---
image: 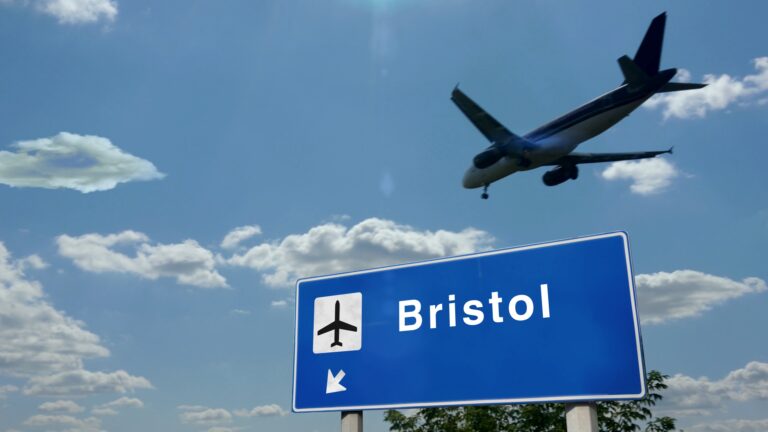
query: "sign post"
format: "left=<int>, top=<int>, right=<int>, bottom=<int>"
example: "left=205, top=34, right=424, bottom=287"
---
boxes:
left=566, top=403, right=599, bottom=432
left=292, top=232, right=645, bottom=430
left=341, top=410, right=362, bottom=432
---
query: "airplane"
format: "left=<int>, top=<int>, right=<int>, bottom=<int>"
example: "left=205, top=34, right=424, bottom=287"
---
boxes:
left=453, top=12, right=706, bottom=199
left=316, top=300, right=357, bottom=348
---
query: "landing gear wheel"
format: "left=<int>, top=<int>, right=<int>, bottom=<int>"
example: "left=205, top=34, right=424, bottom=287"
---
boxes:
left=481, top=184, right=489, bottom=200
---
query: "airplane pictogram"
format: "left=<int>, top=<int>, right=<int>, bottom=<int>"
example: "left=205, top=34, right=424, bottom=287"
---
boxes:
left=316, top=300, right=358, bottom=347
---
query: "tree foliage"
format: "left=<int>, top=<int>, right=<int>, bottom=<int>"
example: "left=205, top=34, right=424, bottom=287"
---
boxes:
left=384, top=371, right=676, bottom=432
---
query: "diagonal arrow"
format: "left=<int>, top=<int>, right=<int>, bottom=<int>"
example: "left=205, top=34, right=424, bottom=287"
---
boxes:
left=326, top=369, right=346, bottom=394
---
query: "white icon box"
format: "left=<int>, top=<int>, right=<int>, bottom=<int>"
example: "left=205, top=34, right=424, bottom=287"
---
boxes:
left=313, top=292, right=362, bottom=354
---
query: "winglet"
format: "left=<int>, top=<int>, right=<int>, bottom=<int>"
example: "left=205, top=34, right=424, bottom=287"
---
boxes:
left=667, top=146, right=674, bottom=154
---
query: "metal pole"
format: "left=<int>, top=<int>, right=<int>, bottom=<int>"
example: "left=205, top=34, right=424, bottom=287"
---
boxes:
left=341, top=410, right=363, bottom=432
left=565, top=403, right=598, bottom=432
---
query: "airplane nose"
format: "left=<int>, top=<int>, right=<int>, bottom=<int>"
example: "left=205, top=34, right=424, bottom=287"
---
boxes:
left=462, top=167, right=481, bottom=189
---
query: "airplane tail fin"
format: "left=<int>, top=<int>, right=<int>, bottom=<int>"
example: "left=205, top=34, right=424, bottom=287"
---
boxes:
left=331, top=341, right=342, bottom=347
left=620, top=12, right=707, bottom=92
left=634, top=12, right=666, bottom=76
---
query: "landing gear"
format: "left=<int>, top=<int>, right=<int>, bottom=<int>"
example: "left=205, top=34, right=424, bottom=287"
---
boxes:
left=481, top=184, right=489, bottom=200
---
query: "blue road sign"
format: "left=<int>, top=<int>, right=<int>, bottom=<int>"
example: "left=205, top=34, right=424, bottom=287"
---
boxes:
left=292, top=232, right=646, bottom=412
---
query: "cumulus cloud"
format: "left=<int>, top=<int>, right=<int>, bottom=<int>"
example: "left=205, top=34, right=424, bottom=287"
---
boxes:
left=102, top=396, right=143, bottom=408
left=178, top=406, right=233, bottom=425
left=0, top=384, right=19, bottom=399
left=0, top=242, right=109, bottom=377
left=660, top=362, right=768, bottom=417
left=233, top=404, right=287, bottom=417
left=227, top=218, right=494, bottom=288
left=23, top=414, right=101, bottom=431
left=38, top=400, right=84, bottom=413
left=57, top=231, right=227, bottom=288
left=2, top=0, right=117, bottom=24
left=0, top=132, right=163, bottom=193
left=601, top=158, right=679, bottom=195
left=90, top=396, right=142, bottom=416
left=220, top=225, right=262, bottom=250
left=687, top=419, right=768, bottom=432
left=636, top=270, right=766, bottom=325
left=23, top=369, right=152, bottom=396
left=645, top=57, right=768, bottom=119
left=17, top=255, right=47, bottom=271
left=91, top=407, right=118, bottom=416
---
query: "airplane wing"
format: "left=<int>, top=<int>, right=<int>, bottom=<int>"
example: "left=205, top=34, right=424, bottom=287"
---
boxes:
left=336, top=321, right=357, bottom=332
left=451, top=86, right=517, bottom=144
left=546, top=148, right=672, bottom=165
left=317, top=322, right=336, bottom=336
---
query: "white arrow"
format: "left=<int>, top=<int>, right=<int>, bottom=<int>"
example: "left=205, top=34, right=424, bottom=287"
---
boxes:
left=326, top=369, right=346, bottom=394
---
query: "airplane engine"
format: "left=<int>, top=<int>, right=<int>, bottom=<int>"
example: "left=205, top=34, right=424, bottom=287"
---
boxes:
left=473, top=147, right=505, bottom=169
left=542, top=165, right=578, bottom=186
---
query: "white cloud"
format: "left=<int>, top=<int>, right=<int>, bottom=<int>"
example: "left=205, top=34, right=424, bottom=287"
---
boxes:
left=0, top=132, right=162, bottom=193
left=23, top=414, right=101, bottom=431
left=178, top=406, right=233, bottom=425
left=91, top=407, right=118, bottom=416
left=687, top=419, right=768, bottom=432
left=230, top=309, right=251, bottom=315
left=18, top=255, right=47, bottom=271
left=601, top=158, right=679, bottom=195
left=38, top=400, right=84, bottom=413
left=101, top=396, right=143, bottom=409
left=57, top=231, right=227, bottom=288
left=660, top=362, right=768, bottom=417
left=0, top=242, right=152, bottom=404
left=207, top=428, right=241, bottom=432
left=227, top=218, right=494, bottom=288
left=233, top=404, right=287, bottom=417
left=270, top=300, right=288, bottom=309
left=0, top=242, right=109, bottom=377
left=0, top=384, right=19, bottom=399
left=38, top=0, right=117, bottom=24
left=636, top=270, right=766, bottom=324
left=23, top=369, right=153, bottom=396
left=645, top=57, right=768, bottom=119
left=220, top=225, right=262, bottom=250
left=2, top=0, right=117, bottom=24
left=90, top=396, right=142, bottom=416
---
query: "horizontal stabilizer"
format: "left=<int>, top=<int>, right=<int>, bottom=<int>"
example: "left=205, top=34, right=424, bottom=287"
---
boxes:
left=657, top=82, right=707, bottom=93
left=618, top=55, right=649, bottom=87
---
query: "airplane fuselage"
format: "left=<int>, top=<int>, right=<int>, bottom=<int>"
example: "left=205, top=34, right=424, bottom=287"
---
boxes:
left=462, top=68, right=676, bottom=189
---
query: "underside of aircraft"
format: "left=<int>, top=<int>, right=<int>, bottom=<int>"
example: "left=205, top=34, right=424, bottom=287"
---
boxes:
left=452, top=12, right=705, bottom=199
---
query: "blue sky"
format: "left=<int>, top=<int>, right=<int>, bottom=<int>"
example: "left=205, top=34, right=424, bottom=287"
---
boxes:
left=0, top=0, right=767, bottom=431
